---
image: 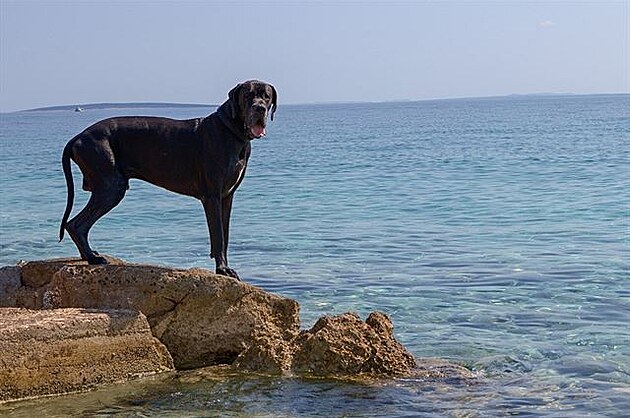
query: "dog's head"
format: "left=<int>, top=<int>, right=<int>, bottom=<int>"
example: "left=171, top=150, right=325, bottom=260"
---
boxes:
left=228, top=80, right=277, bottom=140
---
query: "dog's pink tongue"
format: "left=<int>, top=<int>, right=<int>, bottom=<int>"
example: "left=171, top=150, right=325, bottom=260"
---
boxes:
left=251, top=124, right=266, bottom=138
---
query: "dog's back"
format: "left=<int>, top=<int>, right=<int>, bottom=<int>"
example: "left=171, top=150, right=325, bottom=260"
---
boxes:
left=70, top=116, right=203, bottom=196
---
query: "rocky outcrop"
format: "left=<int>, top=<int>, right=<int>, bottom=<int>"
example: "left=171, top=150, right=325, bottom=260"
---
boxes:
left=292, top=312, right=417, bottom=376
left=233, top=311, right=474, bottom=380
left=0, top=258, right=474, bottom=402
left=0, top=307, right=173, bottom=402
left=235, top=312, right=423, bottom=378
left=1, top=258, right=300, bottom=370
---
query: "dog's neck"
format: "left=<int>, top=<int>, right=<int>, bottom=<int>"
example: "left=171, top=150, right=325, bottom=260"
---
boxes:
left=215, top=103, right=249, bottom=143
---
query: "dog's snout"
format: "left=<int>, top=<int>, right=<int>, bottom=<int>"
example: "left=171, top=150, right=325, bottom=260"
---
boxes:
left=252, top=103, right=266, bottom=113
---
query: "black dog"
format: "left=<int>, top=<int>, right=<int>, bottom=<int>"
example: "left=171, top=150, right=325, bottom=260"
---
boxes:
left=59, top=80, right=277, bottom=280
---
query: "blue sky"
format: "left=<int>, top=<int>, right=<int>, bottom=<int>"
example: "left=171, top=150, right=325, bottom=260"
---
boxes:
left=1, top=1, right=627, bottom=112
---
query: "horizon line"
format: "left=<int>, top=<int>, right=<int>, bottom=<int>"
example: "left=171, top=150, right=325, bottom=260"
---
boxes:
left=6, top=92, right=629, bottom=114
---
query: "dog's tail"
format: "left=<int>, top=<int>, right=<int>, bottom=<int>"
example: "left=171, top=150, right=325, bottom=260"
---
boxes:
left=59, top=141, right=75, bottom=242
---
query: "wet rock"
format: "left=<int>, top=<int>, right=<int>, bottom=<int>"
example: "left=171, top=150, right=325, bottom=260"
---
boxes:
left=0, top=307, right=173, bottom=402
left=472, top=355, right=532, bottom=376
left=413, top=358, right=476, bottom=380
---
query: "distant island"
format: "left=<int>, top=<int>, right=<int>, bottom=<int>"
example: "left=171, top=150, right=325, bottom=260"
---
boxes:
left=24, top=102, right=216, bottom=112
left=18, top=93, right=627, bottom=113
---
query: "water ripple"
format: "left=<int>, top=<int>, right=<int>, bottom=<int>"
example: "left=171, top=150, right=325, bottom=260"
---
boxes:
left=1, top=96, right=629, bottom=415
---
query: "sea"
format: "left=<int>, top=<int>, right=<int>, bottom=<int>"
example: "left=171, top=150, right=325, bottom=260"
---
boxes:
left=0, top=94, right=628, bottom=416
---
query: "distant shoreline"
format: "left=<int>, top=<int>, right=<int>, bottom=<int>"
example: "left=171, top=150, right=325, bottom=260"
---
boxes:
left=23, top=102, right=216, bottom=112
left=13, top=93, right=629, bottom=113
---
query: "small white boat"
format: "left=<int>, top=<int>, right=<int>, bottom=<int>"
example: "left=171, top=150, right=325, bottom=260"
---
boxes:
left=74, top=106, right=84, bottom=112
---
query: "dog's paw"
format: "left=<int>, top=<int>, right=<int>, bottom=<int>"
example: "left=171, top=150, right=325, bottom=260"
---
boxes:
left=216, top=266, right=240, bottom=281
left=87, top=255, right=108, bottom=265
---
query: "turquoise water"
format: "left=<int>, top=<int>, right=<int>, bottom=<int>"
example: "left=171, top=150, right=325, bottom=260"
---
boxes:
left=1, top=95, right=629, bottom=416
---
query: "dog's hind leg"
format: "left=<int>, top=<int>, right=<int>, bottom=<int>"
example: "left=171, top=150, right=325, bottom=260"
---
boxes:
left=65, top=180, right=126, bottom=264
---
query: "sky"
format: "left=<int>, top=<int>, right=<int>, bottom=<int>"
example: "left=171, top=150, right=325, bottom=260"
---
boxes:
left=1, top=0, right=628, bottom=112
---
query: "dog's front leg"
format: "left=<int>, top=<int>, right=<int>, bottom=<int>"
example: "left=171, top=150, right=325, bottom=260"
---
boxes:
left=221, top=194, right=234, bottom=258
left=201, top=195, right=240, bottom=280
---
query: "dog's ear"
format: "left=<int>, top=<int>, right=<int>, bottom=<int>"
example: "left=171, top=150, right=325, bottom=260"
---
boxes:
left=228, top=83, right=242, bottom=119
left=270, top=84, right=278, bottom=121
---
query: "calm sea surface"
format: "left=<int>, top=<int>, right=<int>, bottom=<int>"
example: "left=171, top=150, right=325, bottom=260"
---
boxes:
left=1, top=95, right=629, bottom=416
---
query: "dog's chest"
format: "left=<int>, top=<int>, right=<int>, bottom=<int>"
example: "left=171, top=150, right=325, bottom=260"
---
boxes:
left=223, top=158, right=247, bottom=197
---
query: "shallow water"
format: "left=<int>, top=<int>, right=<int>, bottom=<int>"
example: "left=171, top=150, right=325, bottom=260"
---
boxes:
left=1, top=95, right=629, bottom=416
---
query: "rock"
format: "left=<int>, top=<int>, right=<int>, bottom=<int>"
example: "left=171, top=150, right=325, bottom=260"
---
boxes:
left=1, top=259, right=300, bottom=370
left=233, top=334, right=295, bottom=374
left=292, top=312, right=417, bottom=376
left=0, top=307, right=173, bottom=402
left=235, top=311, right=474, bottom=380
left=236, top=312, right=423, bottom=378
left=413, top=358, right=477, bottom=380
left=0, top=258, right=126, bottom=309
left=0, top=258, right=474, bottom=402
left=0, top=266, right=20, bottom=307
